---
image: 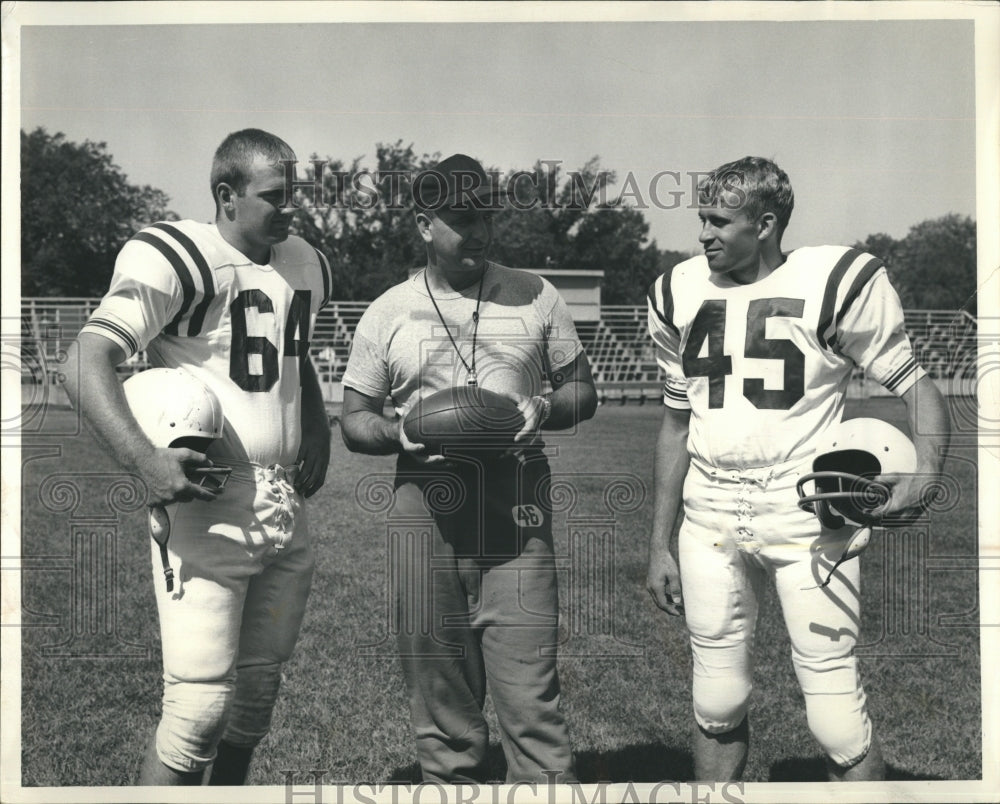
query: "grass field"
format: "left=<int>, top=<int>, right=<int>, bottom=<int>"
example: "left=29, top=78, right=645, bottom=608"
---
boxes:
left=18, top=398, right=982, bottom=786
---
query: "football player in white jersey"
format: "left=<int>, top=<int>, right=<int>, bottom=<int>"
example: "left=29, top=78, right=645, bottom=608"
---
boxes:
left=645, top=157, right=950, bottom=781
left=63, top=129, right=334, bottom=786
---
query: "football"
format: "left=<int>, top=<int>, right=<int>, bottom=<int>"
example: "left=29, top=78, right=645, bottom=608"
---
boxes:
left=402, top=386, right=526, bottom=453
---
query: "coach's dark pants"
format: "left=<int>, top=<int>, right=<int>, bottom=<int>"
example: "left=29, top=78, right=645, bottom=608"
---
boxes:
left=391, top=450, right=575, bottom=784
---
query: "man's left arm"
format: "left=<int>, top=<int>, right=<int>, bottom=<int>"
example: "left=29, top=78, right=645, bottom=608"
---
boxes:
left=514, top=352, right=598, bottom=441
left=833, top=265, right=952, bottom=517
left=295, top=355, right=332, bottom=497
left=874, top=374, right=951, bottom=517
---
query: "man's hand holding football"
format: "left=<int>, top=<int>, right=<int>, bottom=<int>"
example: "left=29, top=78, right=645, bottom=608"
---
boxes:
left=397, top=409, right=448, bottom=465
left=511, top=393, right=550, bottom=443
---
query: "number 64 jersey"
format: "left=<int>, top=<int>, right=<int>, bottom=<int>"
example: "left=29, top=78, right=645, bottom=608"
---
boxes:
left=647, top=245, right=924, bottom=471
left=81, top=220, right=334, bottom=468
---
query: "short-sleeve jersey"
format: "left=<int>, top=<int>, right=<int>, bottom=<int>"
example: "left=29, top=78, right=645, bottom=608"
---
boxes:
left=647, top=246, right=924, bottom=471
left=342, top=263, right=583, bottom=417
left=81, top=220, right=334, bottom=466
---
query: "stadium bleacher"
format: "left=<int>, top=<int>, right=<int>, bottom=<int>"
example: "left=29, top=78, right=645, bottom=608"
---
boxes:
left=309, top=301, right=368, bottom=388
left=18, top=298, right=978, bottom=404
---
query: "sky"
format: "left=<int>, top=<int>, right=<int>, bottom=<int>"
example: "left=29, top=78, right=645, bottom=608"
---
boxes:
left=11, top=6, right=983, bottom=259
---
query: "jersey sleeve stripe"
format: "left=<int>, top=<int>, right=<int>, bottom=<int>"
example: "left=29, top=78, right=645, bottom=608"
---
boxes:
left=835, top=257, right=883, bottom=326
left=647, top=272, right=679, bottom=337
left=663, top=383, right=688, bottom=402
left=131, top=231, right=196, bottom=336
left=84, top=318, right=139, bottom=356
left=881, top=356, right=919, bottom=393
left=662, top=382, right=691, bottom=410
left=151, top=222, right=215, bottom=337
left=313, top=247, right=333, bottom=307
left=827, top=256, right=883, bottom=351
left=817, top=248, right=863, bottom=350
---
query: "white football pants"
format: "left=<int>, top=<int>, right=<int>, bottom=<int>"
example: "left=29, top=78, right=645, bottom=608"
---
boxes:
left=151, top=463, right=314, bottom=773
left=679, top=455, right=873, bottom=769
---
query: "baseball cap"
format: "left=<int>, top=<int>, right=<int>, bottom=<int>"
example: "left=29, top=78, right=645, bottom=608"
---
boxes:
left=411, top=154, right=504, bottom=212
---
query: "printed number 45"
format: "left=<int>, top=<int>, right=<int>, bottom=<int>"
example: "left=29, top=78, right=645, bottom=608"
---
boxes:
left=681, top=298, right=805, bottom=410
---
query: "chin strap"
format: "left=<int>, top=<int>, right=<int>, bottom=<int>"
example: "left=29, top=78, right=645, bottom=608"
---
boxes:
left=149, top=505, right=174, bottom=592
left=146, top=467, right=231, bottom=595
left=813, top=526, right=873, bottom=589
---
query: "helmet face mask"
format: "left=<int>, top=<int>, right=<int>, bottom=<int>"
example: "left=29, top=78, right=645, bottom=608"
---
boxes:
left=797, top=418, right=916, bottom=529
left=799, top=469, right=891, bottom=529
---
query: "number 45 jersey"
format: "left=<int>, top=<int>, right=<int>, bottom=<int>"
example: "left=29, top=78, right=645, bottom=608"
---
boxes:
left=647, top=246, right=925, bottom=471
left=82, top=220, right=334, bottom=467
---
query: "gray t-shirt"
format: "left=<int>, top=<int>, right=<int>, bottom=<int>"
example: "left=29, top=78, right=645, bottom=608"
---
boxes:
left=342, top=263, right=583, bottom=413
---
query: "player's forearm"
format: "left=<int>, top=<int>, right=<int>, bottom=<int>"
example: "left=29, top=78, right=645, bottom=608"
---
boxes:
left=649, top=407, right=691, bottom=554
left=650, top=471, right=688, bottom=555
left=62, top=336, right=155, bottom=471
left=300, top=357, right=332, bottom=435
left=543, top=380, right=598, bottom=430
left=340, top=410, right=402, bottom=455
left=902, top=375, right=952, bottom=476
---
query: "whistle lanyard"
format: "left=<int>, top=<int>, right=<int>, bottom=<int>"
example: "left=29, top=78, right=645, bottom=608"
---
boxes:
left=424, top=265, right=488, bottom=386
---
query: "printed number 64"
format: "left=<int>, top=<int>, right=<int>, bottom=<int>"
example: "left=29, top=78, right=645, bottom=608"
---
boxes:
left=229, top=289, right=311, bottom=392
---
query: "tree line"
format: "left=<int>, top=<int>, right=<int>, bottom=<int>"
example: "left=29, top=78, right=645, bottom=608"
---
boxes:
left=20, top=128, right=977, bottom=311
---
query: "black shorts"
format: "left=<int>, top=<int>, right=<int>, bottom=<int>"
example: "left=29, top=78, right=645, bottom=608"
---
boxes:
left=394, top=449, right=553, bottom=562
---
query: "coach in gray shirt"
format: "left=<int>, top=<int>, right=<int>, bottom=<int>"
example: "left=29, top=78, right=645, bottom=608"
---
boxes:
left=339, top=154, right=597, bottom=783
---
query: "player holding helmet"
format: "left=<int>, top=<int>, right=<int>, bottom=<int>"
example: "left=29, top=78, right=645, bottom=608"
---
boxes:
left=796, top=416, right=920, bottom=589
left=63, top=129, right=334, bottom=786
left=645, top=156, right=951, bottom=781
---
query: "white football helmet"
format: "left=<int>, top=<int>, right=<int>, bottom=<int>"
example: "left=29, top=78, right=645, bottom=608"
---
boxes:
left=124, top=368, right=228, bottom=593
left=796, top=417, right=917, bottom=529
left=122, top=367, right=225, bottom=453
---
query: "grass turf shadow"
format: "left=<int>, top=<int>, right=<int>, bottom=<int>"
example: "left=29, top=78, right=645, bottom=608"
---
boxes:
left=575, top=744, right=692, bottom=783
left=391, top=749, right=945, bottom=784
left=769, top=756, right=946, bottom=781
left=388, top=742, right=692, bottom=784
left=386, top=745, right=509, bottom=784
